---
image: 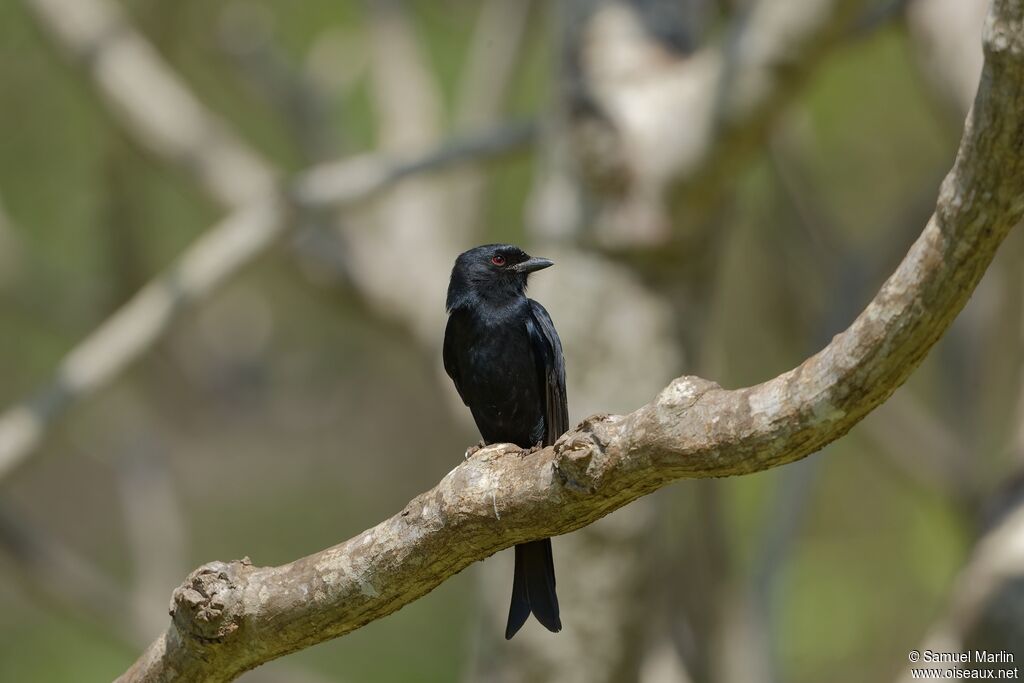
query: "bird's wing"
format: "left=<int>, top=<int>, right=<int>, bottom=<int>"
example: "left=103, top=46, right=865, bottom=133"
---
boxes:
left=527, top=300, right=569, bottom=445
left=443, top=315, right=468, bottom=405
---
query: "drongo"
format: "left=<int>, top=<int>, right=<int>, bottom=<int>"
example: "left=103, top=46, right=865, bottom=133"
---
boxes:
left=443, top=244, right=566, bottom=639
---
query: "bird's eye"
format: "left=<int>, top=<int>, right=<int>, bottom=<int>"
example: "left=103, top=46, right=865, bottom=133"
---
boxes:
left=491, top=255, right=506, bottom=266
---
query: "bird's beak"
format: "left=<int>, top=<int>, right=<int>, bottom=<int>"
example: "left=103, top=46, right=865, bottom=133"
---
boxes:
left=513, top=256, right=554, bottom=274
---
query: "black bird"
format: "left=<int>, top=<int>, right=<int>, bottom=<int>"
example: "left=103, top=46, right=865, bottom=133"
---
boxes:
left=443, top=244, right=566, bottom=639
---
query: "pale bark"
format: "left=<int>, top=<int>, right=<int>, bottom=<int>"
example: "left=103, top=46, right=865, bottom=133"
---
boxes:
left=118, top=0, right=1024, bottom=677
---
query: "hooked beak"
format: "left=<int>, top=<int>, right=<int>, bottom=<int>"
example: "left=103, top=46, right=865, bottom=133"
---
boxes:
left=513, top=256, right=554, bottom=274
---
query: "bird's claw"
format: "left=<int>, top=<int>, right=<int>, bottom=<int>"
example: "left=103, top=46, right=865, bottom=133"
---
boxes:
left=464, top=441, right=486, bottom=461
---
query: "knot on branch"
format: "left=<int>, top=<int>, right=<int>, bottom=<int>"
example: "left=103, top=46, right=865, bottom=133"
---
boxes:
left=170, top=558, right=251, bottom=644
left=655, top=375, right=719, bottom=412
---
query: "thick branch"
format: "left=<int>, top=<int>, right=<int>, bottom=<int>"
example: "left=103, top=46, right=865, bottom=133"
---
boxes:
left=0, top=507, right=347, bottom=683
left=120, top=1, right=1024, bottom=680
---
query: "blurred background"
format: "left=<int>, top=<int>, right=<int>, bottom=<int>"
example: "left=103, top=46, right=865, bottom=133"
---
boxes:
left=0, top=0, right=1021, bottom=681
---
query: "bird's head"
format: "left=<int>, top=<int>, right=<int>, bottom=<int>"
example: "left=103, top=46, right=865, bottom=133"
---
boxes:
left=446, top=244, right=554, bottom=312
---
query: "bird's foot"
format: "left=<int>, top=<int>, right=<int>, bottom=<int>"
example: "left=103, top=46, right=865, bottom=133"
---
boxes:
left=521, top=443, right=544, bottom=457
left=464, top=441, right=486, bottom=461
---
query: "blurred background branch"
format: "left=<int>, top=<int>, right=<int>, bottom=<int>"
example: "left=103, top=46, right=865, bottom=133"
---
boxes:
left=21, top=0, right=276, bottom=209
left=0, top=124, right=535, bottom=482
left=564, top=0, right=865, bottom=247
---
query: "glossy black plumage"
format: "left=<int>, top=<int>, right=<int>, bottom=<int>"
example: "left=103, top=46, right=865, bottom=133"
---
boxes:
left=443, top=244, right=566, bottom=639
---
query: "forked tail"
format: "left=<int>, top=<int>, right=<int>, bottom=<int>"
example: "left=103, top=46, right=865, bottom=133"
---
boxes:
left=505, top=538, right=561, bottom=639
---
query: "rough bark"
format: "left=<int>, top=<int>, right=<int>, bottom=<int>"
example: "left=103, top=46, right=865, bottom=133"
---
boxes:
left=118, top=0, right=1024, bottom=677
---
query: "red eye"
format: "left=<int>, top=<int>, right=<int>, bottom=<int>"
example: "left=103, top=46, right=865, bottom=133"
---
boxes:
left=491, top=255, right=506, bottom=266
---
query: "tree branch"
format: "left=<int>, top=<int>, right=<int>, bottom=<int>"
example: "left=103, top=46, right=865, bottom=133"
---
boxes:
left=0, top=506, right=348, bottom=683
left=118, top=1, right=1024, bottom=679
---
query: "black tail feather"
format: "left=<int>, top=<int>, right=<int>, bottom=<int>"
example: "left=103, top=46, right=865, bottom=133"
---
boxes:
left=505, top=539, right=561, bottom=639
